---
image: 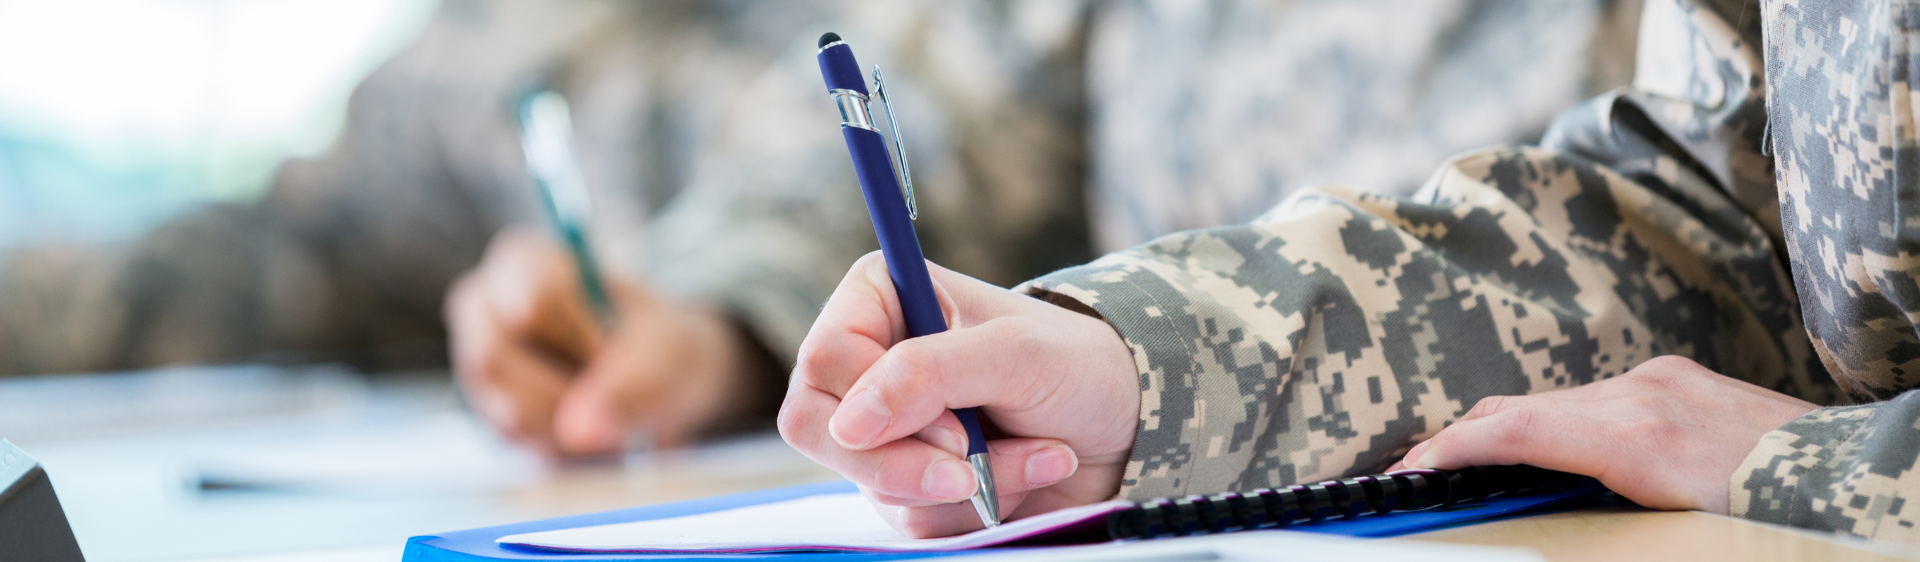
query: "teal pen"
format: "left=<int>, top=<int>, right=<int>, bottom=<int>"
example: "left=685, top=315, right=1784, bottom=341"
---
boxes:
left=519, top=90, right=658, bottom=456
left=517, top=90, right=618, bottom=329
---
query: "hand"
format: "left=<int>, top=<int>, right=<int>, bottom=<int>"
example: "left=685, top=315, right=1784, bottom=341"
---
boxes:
left=779, top=252, right=1139, bottom=538
left=445, top=228, right=758, bottom=456
left=1388, top=355, right=1817, bottom=513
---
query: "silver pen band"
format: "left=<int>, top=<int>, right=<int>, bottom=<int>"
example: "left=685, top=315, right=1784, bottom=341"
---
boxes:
left=831, top=89, right=876, bottom=131
left=967, top=452, right=1001, bottom=528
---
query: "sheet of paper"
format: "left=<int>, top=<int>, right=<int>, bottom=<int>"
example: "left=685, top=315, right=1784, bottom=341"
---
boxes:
left=970, top=532, right=1546, bottom=562
left=498, top=493, right=1130, bottom=553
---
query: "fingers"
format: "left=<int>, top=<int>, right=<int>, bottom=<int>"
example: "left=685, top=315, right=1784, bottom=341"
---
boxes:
left=797, top=252, right=1049, bottom=454
left=453, top=229, right=690, bottom=455
left=783, top=383, right=1077, bottom=504
left=852, top=436, right=1075, bottom=538
left=1394, top=356, right=1823, bottom=513
left=474, top=229, right=603, bottom=361
left=826, top=319, right=1050, bottom=450
left=863, top=438, right=1087, bottom=539
left=797, top=252, right=1050, bottom=400
left=446, top=231, right=603, bottom=455
left=862, top=437, right=1080, bottom=508
left=447, top=277, right=571, bottom=451
left=1404, top=405, right=1615, bottom=479
left=550, top=348, right=658, bottom=455
left=796, top=253, right=930, bottom=402
left=551, top=304, right=744, bottom=454
left=784, top=251, right=1129, bottom=536
left=783, top=384, right=977, bottom=502
left=868, top=489, right=1034, bottom=539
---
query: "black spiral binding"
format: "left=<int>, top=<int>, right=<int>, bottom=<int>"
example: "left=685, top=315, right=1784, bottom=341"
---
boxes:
left=1105, top=465, right=1582, bottom=540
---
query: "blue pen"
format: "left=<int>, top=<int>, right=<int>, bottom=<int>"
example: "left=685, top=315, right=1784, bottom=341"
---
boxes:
left=816, top=32, right=1001, bottom=528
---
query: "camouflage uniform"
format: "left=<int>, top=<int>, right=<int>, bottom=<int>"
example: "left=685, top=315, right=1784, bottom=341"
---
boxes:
left=1022, top=0, right=1920, bottom=544
left=1734, top=0, right=1920, bottom=541
left=0, top=0, right=1631, bottom=376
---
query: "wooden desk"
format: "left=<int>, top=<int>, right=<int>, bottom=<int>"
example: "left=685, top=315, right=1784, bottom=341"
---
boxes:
left=1411, top=502, right=1920, bottom=561
left=9, top=367, right=1914, bottom=562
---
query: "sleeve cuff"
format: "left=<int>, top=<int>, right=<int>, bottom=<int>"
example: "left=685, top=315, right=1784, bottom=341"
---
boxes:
left=1729, top=394, right=1920, bottom=540
left=1731, top=405, right=1872, bottom=524
left=1017, top=251, right=1254, bottom=501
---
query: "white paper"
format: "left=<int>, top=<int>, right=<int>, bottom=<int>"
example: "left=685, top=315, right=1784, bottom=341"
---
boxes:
left=500, top=493, right=1549, bottom=561
left=498, top=493, right=1128, bottom=553
left=972, top=532, right=1547, bottom=562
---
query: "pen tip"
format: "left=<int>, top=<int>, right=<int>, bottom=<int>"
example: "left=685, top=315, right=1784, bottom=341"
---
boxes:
left=818, top=32, right=841, bottom=48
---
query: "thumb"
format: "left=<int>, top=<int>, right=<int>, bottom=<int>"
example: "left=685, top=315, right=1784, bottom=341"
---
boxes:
left=480, top=229, right=604, bottom=361
left=827, top=317, right=1047, bottom=451
left=550, top=327, right=669, bottom=456
left=550, top=302, right=738, bottom=455
left=550, top=371, right=635, bottom=456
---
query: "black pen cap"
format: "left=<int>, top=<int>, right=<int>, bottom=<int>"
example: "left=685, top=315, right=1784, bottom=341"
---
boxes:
left=816, top=32, right=867, bottom=95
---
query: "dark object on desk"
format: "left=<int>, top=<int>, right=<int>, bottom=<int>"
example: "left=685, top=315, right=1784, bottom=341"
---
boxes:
left=0, top=439, right=86, bottom=562
left=1107, top=465, right=1586, bottom=540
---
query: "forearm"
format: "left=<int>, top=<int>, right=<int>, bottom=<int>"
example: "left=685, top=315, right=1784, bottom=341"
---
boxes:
left=1020, top=144, right=1806, bottom=500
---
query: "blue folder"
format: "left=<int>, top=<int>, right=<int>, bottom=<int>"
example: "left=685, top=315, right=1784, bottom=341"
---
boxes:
left=403, top=479, right=1608, bottom=561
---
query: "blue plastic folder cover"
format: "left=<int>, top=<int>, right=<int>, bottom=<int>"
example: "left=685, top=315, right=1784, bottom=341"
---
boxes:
left=404, top=479, right=1606, bottom=561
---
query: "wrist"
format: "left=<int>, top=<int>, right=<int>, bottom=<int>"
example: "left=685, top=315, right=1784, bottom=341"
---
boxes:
left=1026, top=289, right=1140, bottom=489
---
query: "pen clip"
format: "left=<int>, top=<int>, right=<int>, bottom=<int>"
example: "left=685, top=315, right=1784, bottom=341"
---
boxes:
left=871, top=65, right=917, bottom=221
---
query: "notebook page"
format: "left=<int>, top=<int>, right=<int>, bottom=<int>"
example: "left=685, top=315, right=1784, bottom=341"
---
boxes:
left=498, top=493, right=1131, bottom=553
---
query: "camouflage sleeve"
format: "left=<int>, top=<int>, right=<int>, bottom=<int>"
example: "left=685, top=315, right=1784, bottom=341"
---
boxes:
left=1019, top=0, right=1842, bottom=501
left=1720, top=0, right=1920, bottom=542
left=1732, top=393, right=1920, bottom=541
left=1019, top=145, right=1807, bottom=498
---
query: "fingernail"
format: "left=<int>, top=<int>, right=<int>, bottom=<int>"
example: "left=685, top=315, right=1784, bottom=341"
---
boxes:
left=1403, top=441, right=1433, bottom=469
left=830, top=390, right=890, bottom=448
left=924, top=459, right=976, bottom=499
left=554, top=402, right=621, bottom=455
left=1026, top=446, right=1077, bottom=487
left=920, top=425, right=967, bottom=456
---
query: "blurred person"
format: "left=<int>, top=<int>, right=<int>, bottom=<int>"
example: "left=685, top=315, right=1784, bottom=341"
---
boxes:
left=0, top=0, right=1640, bottom=455
left=780, top=0, right=1920, bottom=546
left=454, top=0, right=1642, bottom=455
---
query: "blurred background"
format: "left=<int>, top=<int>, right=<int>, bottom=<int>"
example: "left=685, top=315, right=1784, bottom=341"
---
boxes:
left=0, top=0, right=433, bottom=249
left=0, top=0, right=1639, bottom=560
left=0, top=3, right=843, bottom=561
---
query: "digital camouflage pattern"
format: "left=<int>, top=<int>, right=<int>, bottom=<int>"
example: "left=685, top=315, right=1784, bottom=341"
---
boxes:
left=14, top=0, right=1920, bottom=545
left=1727, top=0, right=1920, bottom=541
left=0, top=0, right=1631, bottom=375
left=1022, top=0, right=1920, bottom=544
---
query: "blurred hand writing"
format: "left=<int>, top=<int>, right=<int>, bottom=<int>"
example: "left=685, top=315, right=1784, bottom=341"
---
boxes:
left=779, top=252, right=1139, bottom=538
left=446, top=229, right=756, bottom=456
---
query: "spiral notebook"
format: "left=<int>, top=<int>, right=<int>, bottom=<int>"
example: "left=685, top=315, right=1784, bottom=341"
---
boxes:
left=499, top=466, right=1596, bottom=554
